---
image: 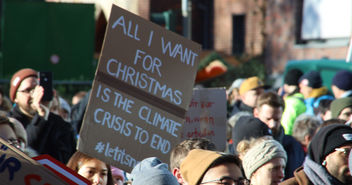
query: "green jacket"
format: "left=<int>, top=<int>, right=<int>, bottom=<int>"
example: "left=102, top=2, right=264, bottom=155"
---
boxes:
left=281, top=93, right=306, bottom=135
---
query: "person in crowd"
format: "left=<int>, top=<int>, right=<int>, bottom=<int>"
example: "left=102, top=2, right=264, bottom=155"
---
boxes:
left=72, top=90, right=88, bottom=106
left=315, top=118, right=346, bottom=133
left=71, top=90, right=91, bottom=135
left=170, top=138, right=216, bottom=184
left=227, top=78, right=244, bottom=117
left=299, top=70, right=334, bottom=116
left=0, top=114, right=20, bottom=149
left=8, top=68, right=76, bottom=163
left=67, top=151, right=114, bottom=185
left=180, top=149, right=249, bottom=185
left=281, top=124, right=352, bottom=185
left=59, top=96, right=71, bottom=122
left=131, top=157, right=178, bottom=185
left=280, top=69, right=306, bottom=135
left=227, top=112, right=252, bottom=153
left=232, top=116, right=272, bottom=155
left=237, top=137, right=287, bottom=185
left=330, top=97, right=352, bottom=122
left=331, top=70, right=352, bottom=99
left=315, top=99, right=333, bottom=122
left=49, top=91, right=71, bottom=122
left=292, top=114, right=320, bottom=154
left=229, top=76, right=265, bottom=117
left=0, top=87, right=12, bottom=112
left=111, top=166, right=125, bottom=185
left=253, top=91, right=305, bottom=179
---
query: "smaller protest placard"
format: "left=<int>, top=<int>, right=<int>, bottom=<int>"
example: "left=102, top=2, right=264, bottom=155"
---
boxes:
left=34, top=155, right=91, bottom=185
left=182, top=88, right=227, bottom=151
left=0, top=138, right=68, bottom=185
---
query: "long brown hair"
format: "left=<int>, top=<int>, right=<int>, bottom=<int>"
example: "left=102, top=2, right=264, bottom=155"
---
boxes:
left=67, top=151, right=114, bottom=185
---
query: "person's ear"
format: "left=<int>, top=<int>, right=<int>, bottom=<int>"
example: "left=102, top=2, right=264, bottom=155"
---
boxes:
left=253, top=107, right=259, bottom=117
left=173, top=168, right=184, bottom=184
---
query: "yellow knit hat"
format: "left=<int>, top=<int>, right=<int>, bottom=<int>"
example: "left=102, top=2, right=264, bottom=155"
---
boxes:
left=239, top=76, right=264, bottom=95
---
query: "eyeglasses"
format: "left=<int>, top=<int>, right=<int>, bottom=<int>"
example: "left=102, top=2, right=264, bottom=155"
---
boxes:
left=335, top=148, right=352, bottom=156
left=200, top=176, right=250, bottom=185
left=18, top=87, right=35, bottom=94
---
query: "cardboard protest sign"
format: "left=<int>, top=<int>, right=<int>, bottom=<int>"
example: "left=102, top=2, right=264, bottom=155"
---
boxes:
left=0, top=138, right=69, bottom=185
left=182, top=88, right=227, bottom=151
left=34, top=155, right=91, bottom=185
left=78, top=5, right=201, bottom=172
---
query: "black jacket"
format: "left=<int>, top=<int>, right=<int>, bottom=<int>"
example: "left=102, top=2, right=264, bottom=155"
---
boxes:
left=9, top=105, right=76, bottom=163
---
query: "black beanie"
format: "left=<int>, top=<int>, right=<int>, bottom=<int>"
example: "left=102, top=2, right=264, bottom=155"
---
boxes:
left=308, top=124, right=352, bottom=164
left=232, top=116, right=272, bottom=153
left=299, top=71, right=322, bottom=88
left=284, top=69, right=303, bottom=86
left=332, top=70, right=352, bottom=90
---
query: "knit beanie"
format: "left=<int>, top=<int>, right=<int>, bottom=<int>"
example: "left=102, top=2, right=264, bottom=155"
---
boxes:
left=332, top=70, right=352, bottom=90
left=232, top=116, right=272, bottom=154
left=330, top=97, right=352, bottom=118
left=9, top=68, right=37, bottom=102
left=111, top=166, right=124, bottom=182
left=131, top=157, right=178, bottom=185
left=284, top=69, right=303, bottom=86
left=228, top=78, right=244, bottom=94
left=308, top=124, right=352, bottom=164
left=299, top=71, right=322, bottom=88
left=242, top=139, right=287, bottom=179
left=239, top=77, right=264, bottom=95
left=180, top=149, right=227, bottom=185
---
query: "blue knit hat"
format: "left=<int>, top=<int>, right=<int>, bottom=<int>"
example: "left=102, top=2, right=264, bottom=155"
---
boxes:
left=299, top=71, right=322, bottom=88
left=332, top=70, right=352, bottom=90
left=131, top=157, right=179, bottom=185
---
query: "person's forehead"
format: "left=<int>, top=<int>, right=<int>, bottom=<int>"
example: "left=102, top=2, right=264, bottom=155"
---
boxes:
left=18, top=77, right=37, bottom=88
left=341, top=106, right=352, bottom=113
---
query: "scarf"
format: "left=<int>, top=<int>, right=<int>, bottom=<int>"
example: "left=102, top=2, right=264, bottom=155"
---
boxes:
left=303, top=156, right=344, bottom=185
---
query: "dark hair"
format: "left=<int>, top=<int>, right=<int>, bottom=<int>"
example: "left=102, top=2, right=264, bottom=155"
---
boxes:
left=315, top=99, right=333, bottom=115
left=67, top=151, right=114, bottom=185
left=200, top=154, right=243, bottom=184
left=209, top=154, right=241, bottom=168
left=170, top=138, right=216, bottom=170
left=315, top=118, right=346, bottom=133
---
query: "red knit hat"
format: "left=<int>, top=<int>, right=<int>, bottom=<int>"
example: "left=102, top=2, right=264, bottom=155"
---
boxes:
left=9, top=68, right=37, bottom=102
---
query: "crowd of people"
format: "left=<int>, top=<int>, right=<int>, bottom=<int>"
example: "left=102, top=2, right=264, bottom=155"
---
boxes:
left=1, top=67, right=352, bottom=185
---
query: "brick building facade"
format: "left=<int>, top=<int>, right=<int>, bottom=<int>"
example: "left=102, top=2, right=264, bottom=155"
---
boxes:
left=130, top=0, right=350, bottom=73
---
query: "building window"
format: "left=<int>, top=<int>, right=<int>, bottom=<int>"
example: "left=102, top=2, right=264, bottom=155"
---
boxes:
left=232, top=15, right=245, bottom=55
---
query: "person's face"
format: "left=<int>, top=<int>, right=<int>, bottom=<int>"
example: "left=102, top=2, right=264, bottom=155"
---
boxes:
left=14, top=77, right=37, bottom=116
left=251, top=158, right=286, bottom=185
left=242, top=88, right=264, bottom=108
left=200, top=162, right=245, bottom=185
left=332, top=85, right=342, bottom=98
left=255, top=104, right=282, bottom=135
left=338, top=107, right=352, bottom=121
left=77, top=159, right=108, bottom=185
left=324, top=144, right=352, bottom=184
left=299, top=80, right=312, bottom=98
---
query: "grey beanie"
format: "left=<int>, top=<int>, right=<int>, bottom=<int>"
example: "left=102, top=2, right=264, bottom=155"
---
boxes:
left=242, top=139, right=287, bottom=179
left=131, top=157, right=179, bottom=185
